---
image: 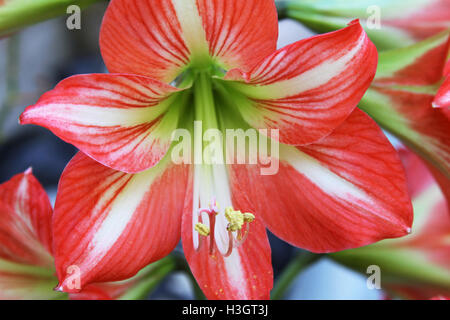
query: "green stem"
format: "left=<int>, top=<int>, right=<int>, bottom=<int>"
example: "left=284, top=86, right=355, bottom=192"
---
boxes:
left=194, top=71, right=219, bottom=130
left=271, top=252, right=322, bottom=300
left=0, top=34, right=20, bottom=142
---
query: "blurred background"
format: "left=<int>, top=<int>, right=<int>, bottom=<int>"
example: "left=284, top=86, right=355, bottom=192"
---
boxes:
left=0, top=2, right=384, bottom=300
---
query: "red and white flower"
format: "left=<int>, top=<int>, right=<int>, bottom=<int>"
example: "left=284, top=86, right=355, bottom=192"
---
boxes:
left=333, top=149, right=450, bottom=300
left=0, top=169, right=152, bottom=300
left=20, top=0, right=413, bottom=299
left=359, top=31, right=450, bottom=204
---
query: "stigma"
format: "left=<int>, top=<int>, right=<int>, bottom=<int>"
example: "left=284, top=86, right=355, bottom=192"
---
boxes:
left=194, top=198, right=255, bottom=257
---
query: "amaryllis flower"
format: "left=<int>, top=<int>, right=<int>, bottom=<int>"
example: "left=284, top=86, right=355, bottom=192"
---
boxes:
left=20, top=0, right=413, bottom=299
left=332, top=149, right=450, bottom=300
left=358, top=31, right=450, bottom=205
left=280, top=0, right=450, bottom=50
left=0, top=169, right=158, bottom=300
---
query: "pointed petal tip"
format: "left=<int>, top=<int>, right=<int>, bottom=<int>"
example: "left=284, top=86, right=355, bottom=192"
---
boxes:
left=348, top=19, right=361, bottom=26
left=24, top=167, right=33, bottom=175
left=18, top=108, right=35, bottom=126
left=53, top=278, right=83, bottom=294
left=53, top=285, right=64, bottom=292
left=18, top=110, right=27, bottom=125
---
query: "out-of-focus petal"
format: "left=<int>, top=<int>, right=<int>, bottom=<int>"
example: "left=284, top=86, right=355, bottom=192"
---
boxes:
left=0, top=170, right=53, bottom=267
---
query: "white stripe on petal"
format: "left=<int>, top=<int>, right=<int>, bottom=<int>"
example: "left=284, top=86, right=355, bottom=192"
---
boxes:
left=172, top=0, right=209, bottom=62
left=238, top=33, right=366, bottom=99
left=281, top=145, right=375, bottom=207
left=86, top=166, right=165, bottom=266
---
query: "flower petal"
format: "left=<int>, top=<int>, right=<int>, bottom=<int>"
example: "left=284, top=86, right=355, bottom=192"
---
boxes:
left=362, top=88, right=450, bottom=179
left=230, top=109, right=413, bottom=253
left=100, top=0, right=278, bottom=82
left=0, top=169, right=53, bottom=267
left=182, top=207, right=273, bottom=301
left=373, top=31, right=449, bottom=86
left=360, top=31, right=450, bottom=181
left=20, top=74, right=186, bottom=173
left=384, top=0, right=450, bottom=43
left=182, top=165, right=273, bottom=300
left=284, top=0, right=450, bottom=50
left=399, top=147, right=450, bottom=213
left=433, top=76, right=450, bottom=109
left=53, top=152, right=189, bottom=292
left=223, top=20, right=377, bottom=145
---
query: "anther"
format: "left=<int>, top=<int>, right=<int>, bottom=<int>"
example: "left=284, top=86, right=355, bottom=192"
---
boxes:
left=225, top=207, right=244, bottom=232
left=194, top=199, right=256, bottom=257
left=243, top=212, right=255, bottom=223
left=195, top=223, right=210, bottom=237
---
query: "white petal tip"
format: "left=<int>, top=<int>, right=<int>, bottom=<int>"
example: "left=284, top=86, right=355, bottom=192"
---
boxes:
left=54, top=285, right=64, bottom=292
left=24, top=167, right=33, bottom=175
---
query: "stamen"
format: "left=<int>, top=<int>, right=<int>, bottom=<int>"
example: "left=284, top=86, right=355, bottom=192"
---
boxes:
left=195, top=223, right=210, bottom=236
left=243, top=212, right=255, bottom=223
left=225, top=207, right=244, bottom=232
left=194, top=198, right=256, bottom=257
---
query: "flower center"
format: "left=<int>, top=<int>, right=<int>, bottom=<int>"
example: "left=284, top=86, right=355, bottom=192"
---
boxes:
left=194, top=198, right=255, bottom=257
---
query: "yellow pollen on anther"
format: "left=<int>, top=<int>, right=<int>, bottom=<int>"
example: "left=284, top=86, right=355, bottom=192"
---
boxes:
left=225, top=207, right=245, bottom=232
left=195, top=223, right=210, bottom=236
left=243, top=212, right=255, bottom=222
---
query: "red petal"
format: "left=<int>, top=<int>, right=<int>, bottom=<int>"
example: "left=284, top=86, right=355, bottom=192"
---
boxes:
left=196, top=0, right=278, bottom=72
left=373, top=87, right=450, bottom=180
left=362, top=32, right=450, bottom=184
left=68, top=284, right=113, bottom=300
left=182, top=169, right=273, bottom=300
left=230, top=109, right=413, bottom=253
left=399, top=147, right=450, bottom=212
left=53, top=153, right=189, bottom=292
left=20, top=74, right=184, bottom=173
left=433, top=76, right=450, bottom=109
left=100, top=0, right=278, bottom=82
left=69, top=281, right=136, bottom=300
left=0, top=170, right=53, bottom=267
left=385, top=0, right=450, bottom=42
left=398, top=148, right=435, bottom=198
left=224, top=20, right=377, bottom=145
left=375, top=34, right=449, bottom=87
left=405, top=199, right=450, bottom=270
